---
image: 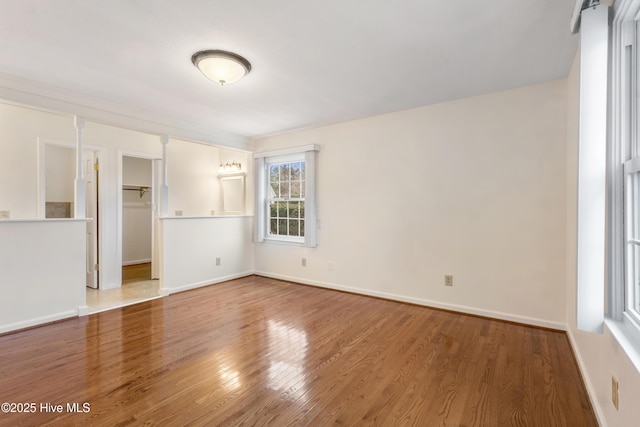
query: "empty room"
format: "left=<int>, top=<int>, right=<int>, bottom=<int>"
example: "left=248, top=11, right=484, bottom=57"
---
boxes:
left=0, top=0, right=638, bottom=426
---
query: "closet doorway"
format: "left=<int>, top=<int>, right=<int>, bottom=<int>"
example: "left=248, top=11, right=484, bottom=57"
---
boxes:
left=121, top=156, right=156, bottom=286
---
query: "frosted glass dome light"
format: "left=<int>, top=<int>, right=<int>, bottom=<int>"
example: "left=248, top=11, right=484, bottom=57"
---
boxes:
left=191, top=50, right=251, bottom=86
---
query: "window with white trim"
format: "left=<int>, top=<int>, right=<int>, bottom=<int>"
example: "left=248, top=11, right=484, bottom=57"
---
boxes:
left=610, top=0, right=640, bottom=356
left=622, top=18, right=640, bottom=328
left=253, top=145, right=319, bottom=247
left=267, top=158, right=305, bottom=242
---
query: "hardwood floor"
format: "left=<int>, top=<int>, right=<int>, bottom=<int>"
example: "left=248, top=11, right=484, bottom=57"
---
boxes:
left=122, top=262, right=152, bottom=284
left=0, top=276, right=597, bottom=426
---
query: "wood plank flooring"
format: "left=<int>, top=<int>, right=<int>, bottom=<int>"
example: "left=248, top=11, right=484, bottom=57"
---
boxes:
left=0, top=276, right=597, bottom=426
left=122, top=262, right=152, bottom=284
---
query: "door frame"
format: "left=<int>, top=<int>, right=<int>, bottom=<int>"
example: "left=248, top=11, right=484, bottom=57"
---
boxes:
left=37, top=137, right=105, bottom=288
left=117, top=150, right=161, bottom=286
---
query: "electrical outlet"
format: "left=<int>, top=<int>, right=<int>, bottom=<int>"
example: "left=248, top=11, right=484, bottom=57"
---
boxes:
left=301, top=258, right=307, bottom=267
left=0, top=210, right=9, bottom=219
left=175, top=210, right=183, bottom=217
left=445, top=275, right=453, bottom=287
left=328, top=261, right=334, bottom=271
left=612, top=376, right=619, bottom=410
left=216, top=257, right=221, bottom=266
left=210, top=210, right=216, bottom=216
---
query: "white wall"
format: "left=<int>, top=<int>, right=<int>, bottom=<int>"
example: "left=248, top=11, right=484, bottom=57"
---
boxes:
left=123, top=155, right=152, bottom=186
left=565, top=52, right=640, bottom=427
left=0, top=220, right=85, bottom=333
left=161, top=216, right=254, bottom=293
left=167, top=138, right=219, bottom=217
left=254, top=80, right=568, bottom=328
left=44, top=144, right=74, bottom=203
left=0, top=104, right=75, bottom=219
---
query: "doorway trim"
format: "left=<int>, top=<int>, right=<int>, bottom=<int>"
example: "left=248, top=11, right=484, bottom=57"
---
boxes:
left=117, top=150, right=162, bottom=287
left=37, top=137, right=105, bottom=288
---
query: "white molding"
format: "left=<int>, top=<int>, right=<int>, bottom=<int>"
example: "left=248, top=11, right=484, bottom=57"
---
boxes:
left=252, top=144, right=320, bottom=158
left=0, top=310, right=77, bottom=335
left=167, top=271, right=254, bottom=294
left=77, top=305, right=89, bottom=317
left=254, top=271, right=567, bottom=330
left=566, top=329, right=609, bottom=427
left=0, top=72, right=254, bottom=152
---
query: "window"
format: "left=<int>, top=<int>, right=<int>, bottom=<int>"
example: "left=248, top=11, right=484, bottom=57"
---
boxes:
left=267, top=160, right=305, bottom=241
left=608, top=0, right=640, bottom=366
left=253, top=145, right=319, bottom=247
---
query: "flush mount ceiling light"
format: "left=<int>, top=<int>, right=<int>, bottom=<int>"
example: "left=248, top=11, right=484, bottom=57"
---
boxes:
left=191, top=50, right=251, bottom=86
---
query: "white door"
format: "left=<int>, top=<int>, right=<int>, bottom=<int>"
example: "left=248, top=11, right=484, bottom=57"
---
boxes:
left=84, top=151, right=99, bottom=289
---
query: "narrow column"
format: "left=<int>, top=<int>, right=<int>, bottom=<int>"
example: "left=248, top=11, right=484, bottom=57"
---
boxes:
left=160, top=135, right=169, bottom=217
left=73, top=116, right=86, bottom=218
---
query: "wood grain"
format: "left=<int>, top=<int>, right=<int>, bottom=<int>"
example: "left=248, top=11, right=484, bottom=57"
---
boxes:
left=122, top=262, right=151, bottom=284
left=0, top=275, right=597, bottom=426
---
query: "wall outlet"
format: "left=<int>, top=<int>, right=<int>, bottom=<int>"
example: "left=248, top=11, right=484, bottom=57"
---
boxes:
left=210, top=210, right=216, bottom=216
left=216, top=257, right=221, bottom=266
left=175, top=210, right=183, bottom=217
left=328, top=261, right=334, bottom=271
left=301, top=258, right=307, bottom=267
left=0, top=210, right=9, bottom=219
left=612, top=376, right=619, bottom=410
left=445, top=275, right=453, bottom=287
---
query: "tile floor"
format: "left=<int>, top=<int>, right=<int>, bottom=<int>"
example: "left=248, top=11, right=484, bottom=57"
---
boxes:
left=86, top=279, right=161, bottom=314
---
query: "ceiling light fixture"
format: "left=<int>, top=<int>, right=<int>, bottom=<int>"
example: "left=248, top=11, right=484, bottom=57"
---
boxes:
left=191, top=50, right=251, bottom=86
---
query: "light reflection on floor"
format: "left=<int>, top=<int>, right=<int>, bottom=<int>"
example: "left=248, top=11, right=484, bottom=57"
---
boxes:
left=267, top=319, right=308, bottom=402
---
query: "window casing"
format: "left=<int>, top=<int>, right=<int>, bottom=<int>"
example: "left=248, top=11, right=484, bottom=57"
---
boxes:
left=609, top=0, right=640, bottom=357
left=253, top=145, right=319, bottom=247
left=622, top=20, right=640, bottom=329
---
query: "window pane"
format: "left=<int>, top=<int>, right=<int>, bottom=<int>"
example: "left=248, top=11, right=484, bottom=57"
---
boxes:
left=270, top=219, right=277, bottom=235
left=279, top=164, right=290, bottom=182
left=301, top=163, right=305, bottom=180
left=290, top=181, right=301, bottom=198
left=631, top=172, right=640, bottom=240
left=270, top=165, right=279, bottom=182
left=277, top=201, right=287, bottom=218
left=300, top=220, right=305, bottom=237
left=278, top=219, right=288, bottom=235
left=289, top=219, right=300, bottom=236
left=629, top=243, right=640, bottom=316
left=280, top=182, right=290, bottom=199
left=288, top=201, right=299, bottom=218
left=291, top=162, right=301, bottom=180
left=269, top=202, right=277, bottom=218
left=300, top=201, right=305, bottom=218
left=269, top=182, right=279, bottom=198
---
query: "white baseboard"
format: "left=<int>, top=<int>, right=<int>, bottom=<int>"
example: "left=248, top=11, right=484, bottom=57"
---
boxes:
left=254, top=271, right=566, bottom=331
left=122, top=259, right=152, bottom=266
left=168, top=271, right=254, bottom=294
left=0, top=310, right=77, bottom=335
left=566, top=329, right=607, bottom=427
left=77, top=305, right=89, bottom=317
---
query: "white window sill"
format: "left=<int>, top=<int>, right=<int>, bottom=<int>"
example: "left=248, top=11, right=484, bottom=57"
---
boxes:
left=605, top=316, right=640, bottom=374
left=263, top=237, right=304, bottom=246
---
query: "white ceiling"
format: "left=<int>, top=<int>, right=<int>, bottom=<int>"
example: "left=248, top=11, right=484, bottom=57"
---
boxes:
left=0, top=0, right=578, bottom=140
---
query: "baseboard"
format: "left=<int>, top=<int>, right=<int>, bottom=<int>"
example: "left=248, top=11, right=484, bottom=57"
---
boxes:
left=168, top=271, right=254, bottom=294
left=566, top=329, right=608, bottom=427
left=77, top=305, right=89, bottom=317
left=122, top=259, right=151, bottom=266
left=0, top=310, right=77, bottom=335
left=254, top=271, right=566, bottom=331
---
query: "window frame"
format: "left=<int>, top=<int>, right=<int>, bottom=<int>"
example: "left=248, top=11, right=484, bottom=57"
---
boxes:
left=265, top=155, right=306, bottom=243
left=253, top=144, right=319, bottom=247
left=607, top=0, right=640, bottom=371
